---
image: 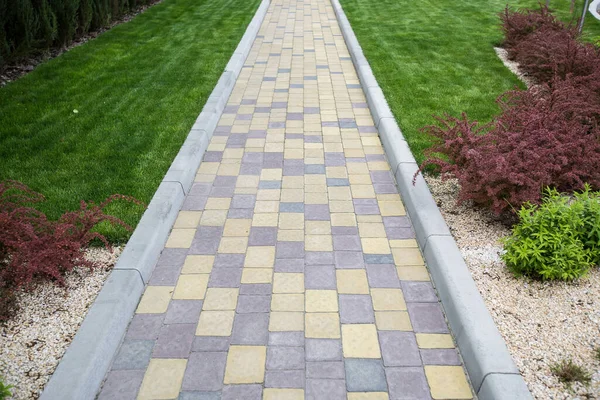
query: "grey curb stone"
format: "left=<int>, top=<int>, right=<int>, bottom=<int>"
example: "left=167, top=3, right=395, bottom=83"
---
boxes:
left=330, top=0, right=532, bottom=399
left=40, top=1, right=271, bottom=399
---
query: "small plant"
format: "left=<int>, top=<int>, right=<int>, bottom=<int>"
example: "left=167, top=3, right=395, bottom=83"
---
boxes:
left=502, top=186, right=600, bottom=281
left=0, top=377, right=12, bottom=400
left=595, top=347, right=600, bottom=361
left=551, top=359, right=591, bottom=385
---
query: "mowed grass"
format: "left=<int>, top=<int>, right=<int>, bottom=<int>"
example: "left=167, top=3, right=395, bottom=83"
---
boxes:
left=338, top=0, right=600, bottom=166
left=0, top=0, right=260, bottom=242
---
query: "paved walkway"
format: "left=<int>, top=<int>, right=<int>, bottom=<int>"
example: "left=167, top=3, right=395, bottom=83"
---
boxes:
left=98, top=0, right=473, bottom=398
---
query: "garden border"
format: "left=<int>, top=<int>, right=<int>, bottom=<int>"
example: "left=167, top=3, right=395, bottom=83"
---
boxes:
left=39, top=0, right=271, bottom=398
left=330, top=0, right=533, bottom=398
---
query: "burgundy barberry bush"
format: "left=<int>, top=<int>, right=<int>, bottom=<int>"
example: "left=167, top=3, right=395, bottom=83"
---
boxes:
left=0, top=180, right=142, bottom=321
left=500, top=5, right=567, bottom=51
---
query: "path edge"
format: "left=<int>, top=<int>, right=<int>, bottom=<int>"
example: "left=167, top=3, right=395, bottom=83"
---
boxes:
left=40, top=1, right=270, bottom=398
left=330, top=0, right=533, bottom=398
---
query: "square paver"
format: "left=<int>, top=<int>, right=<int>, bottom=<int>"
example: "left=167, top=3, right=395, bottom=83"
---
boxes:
left=153, top=324, right=195, bottom=358
left=366, top=264, right=401, bottom=288
left=267, top=346, right=305, bottom=370
left=222, top=384, right=263, bottom=400
left=98, top=370, right=144, bottom=400
left=224, top=345, right=267, bottom=384
left=345, top=359, right=388, bottom=392
left=306, top=339, right=343, bottom=361
left=231, top=313, right=269, bottom=345
left=138, top=359, right=187, bottom=400
left=265, top=370, right=305, bottom=388
left=424, top=366, right=472, bottom=399
left=378, top=331, right=421, bottom=367
left=407, top=303, right=449, bottom=333
left=336, top=270, right=369, bottom=294
left=181, top=352, right=227, bottom=392
left=237, top=295, right=271, bottom=313
left=339, top=295, right=375, bottom=323
left=306, top=313, right=341, bottom=338
left=341, top=324, right=381, bottom=358
left=112, top=340, right=154, bottom=370
left=305, top=290, right=338, bottom=312
left=305, top=379, right=346, bottom=400
left=385, top=367, right=431, bottom=400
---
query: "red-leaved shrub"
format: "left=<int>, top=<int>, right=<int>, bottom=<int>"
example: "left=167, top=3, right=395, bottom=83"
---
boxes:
left=0, top=180, right=142, bottom=321
left=500, top=5, right=567, bottom=51
left=420, top=80, right=600, bottom=214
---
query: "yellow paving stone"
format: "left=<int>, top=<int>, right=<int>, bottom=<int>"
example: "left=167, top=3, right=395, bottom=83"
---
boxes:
left=367, top=161, right=390, bottom=171
left=198, top=162, right=219, bottom=174
left=346, top=163, right=370, bottom=175
left=416, top=333, right=455, bottom=349
left=235, top=187, right=257, bottom=195
left=375, top=311, right=413, bottom=331
left=305, top=221, right=331, bottom=235
left=223, top=219, right=252, bottom=237
left=173, top=211, right=202, bottom=229
left=357, top=214, right=383, bottom=223
left=202, top=288, right=239, bottom=310
left=194, top=173, right=215, bottom=183
left=306, top=313, right=341, bottom=338
left=324, top=142, right=344, bottom=152
left=173, top=275, right=209, bottom=300
left=305, top=175, right=326, bottom=185
left=341, top=324, right=381, bottom=358
left=224, top=345, right=267, bottom=384
left=361, top=238, right=391, bottom=254
left=273, top=273, right=304, bottom=293
left=281, top=188, right=304, bottom=202
left=245, top=246, right=276, bottom=268
left=349, top=174, right=372, bottom=185
left=255, top=200, right=280, bottom=213
left=181, top=255, right=214, bottom=274
left=263, top=388, right=305, bottom=400
left=305, top=192, right=329, bottom=204
left=305, top=290, right=339, bottom=312
left=218, top=237, right=248, bottom=254
left=396, top=266, right=430, bottom=281
left=305, top=235, right=333, bottom=251
left=336, top=270, right=370, bottom=294
left=351, top=185, right=376, bottom=199
left=200, top=210, right=228, bottom=226
left=390, top=239, right=419, bottom=248
left=326, top=166, right=348, bottom=179
left=347, top=393, right=389, bottom=400
left=223, top=148, right=244, bottom=159
left=329, top=200, right=354, bottom=213
left=257, top=189, right=281, bottom=201
left=361, top=137, right=382, bottom=147
left=217, top=163, right=240, bottom=176
left=265, top=143, right=284, bottom=152
left=260, top=168, right=283, bottom=181
left=328, top=186, right=352, bottom=201
left=424, top=366, right=473, bottom=399
left=377, top=194, right=400, bottom=201
left=269, top=311, right=304, bottom=331
left=205, top=198, right=232, bottom=210
left=371, top=288, right=407, bottom=311
left=277, top=229, right=304, bottom=241
left=364, top=146, right=385, bottom=155
left=252, top=213, right=279, bottom=227
left=285, top=149, right=304, bottom=159
left=195, top=310, right=235, bottom=336
left=165, top=229, right=195, bottom=248
left=378, top=201, right=406, bottom=216
left=392, top=247, right=425, bottom=266
left=137, top=359, right=187, bottom=400
left=331, top=213, right=357, bottom=227
left=241, top=268, right=273, bottom=283
left=271, top=294, right=305, bottom=312
left=279, top=213, right=305, bottom=230
left=357, top=222, right=387, bottom=238
left=136, top=286, right=173, bottom=314
left=282, top=176, right=304, bottom=188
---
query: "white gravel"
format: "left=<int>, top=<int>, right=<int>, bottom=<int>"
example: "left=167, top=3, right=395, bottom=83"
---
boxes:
left=425, top=175, right=600, bottom=399
left=494, top=47, right=536, bottom=88
left=0, top=247, right=121, bottom=400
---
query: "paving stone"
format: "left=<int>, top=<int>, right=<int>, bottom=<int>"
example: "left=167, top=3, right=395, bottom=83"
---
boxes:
left=363, top=254, right=395, bottom=264
left=112, top=340, right=154, bottom=370
left=333, top=235, right=362, bottom=251
left=240, top=283, right=272, bottom=295
left=263, top=388, right=304, bottom=400
left=407, top=303, right=449, bottom=333
left=192, top=336, right=231, bottom=352
left=334, top=251, right=364, bottom=269
left=420, top=348, right=461, bottom=365
left=138, top=359, right=187, bottom=399
left=182, top=352, right=227, bottom=391
left=231, top=313, right=269, bottom=345
left=265, top=370, right=306, bottom=388
left=267, top=346, right=305, bottom=370
left=156, top=248, right=188, bottom=267
left=424, top=366, right=472, bottom=399
left=305, top=252, right=334, bottom=265
left=378, top=331, right=421, bottom=367
left=306, top=361, right=345, bottom=379
left=305, top=339, right=343, bottom=361
left=208, top=268, right=242, bottom=288
left=221, top=384, right=262, bottom=400
left=276, top=241, right=305, bottom=258
left=236, top=295, right=271, bottom=313
left=345, top=359, right=388, bottom=392
left=339, top=295, right=375, bottom=323
left=275, top=258, right=304, bottom=272
left=178, top=392, right=221, bottom=400
left=224, top=345, right=267, bottom=384
left=401, top=281, right=438, bottom=303
left=341, top=324, right=381, bottom=358
left=268, top=331, right=304, bottom=347
left=126, top=314, right=164, bottom=340
left=214, top=254, right=245, bottom=268
left=153, top=324, right=195, bottom=358
left=385, top=367, right=431, bottom=400
left=98, top=370, right=145, bottom=400
left=305, top=379, right=346, bottom=400
left=366, top=264, right=401, bottom=288
left=149, top=265, right=183, bottom=286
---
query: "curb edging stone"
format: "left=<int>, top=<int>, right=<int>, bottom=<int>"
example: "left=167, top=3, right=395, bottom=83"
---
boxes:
left=330, top=0, right=533, bottom=398
left=40, top=1, right=270, bottom=398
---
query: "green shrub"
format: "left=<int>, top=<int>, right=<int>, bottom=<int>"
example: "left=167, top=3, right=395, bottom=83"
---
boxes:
left=0, top=377, right=12, bottom=400
left=551, top=359, right=591, bottom=385
left=502, top=185, right=600, bottom=281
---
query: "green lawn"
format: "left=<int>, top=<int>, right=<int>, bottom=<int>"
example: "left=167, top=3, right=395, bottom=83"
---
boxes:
left=0, top=0, right=260, bottom=242
left=339, top=0, right=600, bottom=166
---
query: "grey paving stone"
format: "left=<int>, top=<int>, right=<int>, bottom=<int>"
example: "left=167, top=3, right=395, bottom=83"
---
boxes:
left=332, top=235, right=362, bottom=251
left=306, top=361, right=345, bottom=379
left=210, top=187, right=234, bottom=198
left=221, top=384, right=262, bottom=400
left=385, top=227, right=415, bottom=239
left=363, top=254, right=395, bottom=264
left=178, top=392, right=221, bottom=400
left=283, top=164, right=304, bottom=176
left=248, top=129, right=267, bottom=138
left=192, top=336, right=231, bottom=352
left=258, top=180, right=282, bottom=189
left=420, top=348, right=461, bottom=365
left=189, top=183, right=212, bottom=196
left=331, top=226, right=359, bottom=236
left=304, top=107, right=320, bottom=113
left=239, top=283, right=272, bottom=295
left=305, top=339, right=342, bottom=361
left=231, top=194, right=256, bottom=209
left=182, top=196, right=208, bottom=211
left=304, top=204, right=330, bottom=220
left=269, top=121, right=286, bottom=129
left=382, top=216, right=411, bottom=227
left=164, top=300, right=203, bottom=324
left=353, top=199, right=380, bottom=215
left=149, top=265, right=182, bottom=286
left=214, top=254, right=245, bottom=268
left=374, top=184, right=399, bottom=195
left=241, top=99, right=257, bottom=105
left=358, top=126, right=377, bottom=133
left=112, top=340, right=154, bottom=370
left=153, top=324, right=195, bottom=358
left=190, top=227, right=223, bottom=254
left=344, top=359, right=388, bottom=392
left=326, top=178, right=350, bottom=186
left=287, top=113, right=304, bottom=120
left=268, top=331, right=304, bottom=347
left=366, top=264, right=401, bottom=288
left=125, top=314, right=164, bottom=340
left=279, top=202, right=304, bottom=213
left=98, top=370, right=144, bottom=400
left=276, top=241, right=305, bottom=258
left=386, top=367, right=431, bottom=400
left=242, top=152, right=264, bottom=164
left=305, top=164, right=326, bottom=174
left=325, top=152, right=346, bottom=166
left=156, top=248, right=188, bottom=267
left=240, top=164, right=262, bottom=175
left=213, top=176, right=238, bottom=187
left=223, top=105, right=239, bottom=114
left=339, top=295, right=375, bottom=323
left=334, top=251, right=364, bottom=269
left=305, top=379, right=346, bottom=400
left=401, top=281, right=438, bottom=303
left=228, top=208, right=254, bottom=219
left=407, top=303, right=449, bottom=333
left=236, top=295, right=271, bottom=313
left=379, top=331, right=421, bottom=367
left=265, top=370, right=305, bottom=388
left=305, top=264, right=336, bottom=289
left=267, top=346, right=305, bottom=370
left=275, top=258, right=304, bottom=272
left=208, top=268, right=242, bottom=288
left=231, top=313, right=269, bottom=345
left=182, top=352, right=227, bottom=391
left=290, top=83, right=304, bottom=88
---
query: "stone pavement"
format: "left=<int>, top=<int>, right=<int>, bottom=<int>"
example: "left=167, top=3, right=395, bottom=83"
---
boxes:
left=98, top=0, right=473, bottom=398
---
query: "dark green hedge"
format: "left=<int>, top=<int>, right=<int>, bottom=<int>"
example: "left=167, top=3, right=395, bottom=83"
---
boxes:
left=0, top=0, right=153, bottom=66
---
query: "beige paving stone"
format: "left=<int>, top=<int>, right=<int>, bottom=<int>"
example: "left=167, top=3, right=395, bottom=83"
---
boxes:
left=329, top=200, right=354, bottom=213
left=392, top=247, right=425, bottom=266
left=416, top=333, right=455, bottom=349
left=271, top=294, right=305, bottom=312
left=424, top=366, right=473, bottom=399
left=205, top=197, right=232, bottom=210
left=305, top=220, right=331, bottom=235
left=181, top=255, right=214, bottom=274
left=349, top=174, right=372, bottom=185
left=389, top=239, right=419, bottom=248
left=396, top=266, right=430, bottom=281
left=165, top=229, right=195, bottom=248
left=252, top=213, right=279, bottom=227
left=198, top=162, right=219, bottom=174
left=278, top=229, right=304, bottom=241
left=223, top=219, right=252, bottom=236
left=358, top=222, right=387, bottom=238
left=279, top=213, right=305, bottom=230
left=305, top=192, right=329, bottom=204
left=218, top=237, right=248, bottom=254
left=283, top=176, right=304, bottom=188
left=173, top=275, right=209, bottom=300
left=361, top=238, right=391, bottom=254
left=305, top=290, right=339, bottom=312
left=305, top=234, right=333, bottom=251
left=347, top=394, right=389, bottom=400
left=241, top=267, right=273, bottom=283
left=173, top=211, right=202, bottom=229
left=378, top=201, right=406, bottom=216
left=260, top=168, right=283, bottom=181
left=269, top=311, right=304, bottom=331
left=196, top=310, right=235, bottom=336
left=194, top=173, right=215, bottom=183
left=346, top=163, right=369, bottom=175
left=257, top=189, right=281, bottom=201
left=336, top=270, right=370, bottom=294
left=245, top=246, right=276, bottom=268
left=200, top=210, right=228, bottom=226
left=202, top=288, right=239, bottom=310
left=306, top=313, right=341, bottom=338
left=136, top=286, right=173, bottom=314
left=351, top=185, right=376, bottom=199
left=331, top=213, right=357, bottom=227
left=263, top=388, right=305, bottom=400
left=224, top=345, right=267, bottom=384
left=273, top=273, right=304, bottom=293
left=371, top=288, right=407, bottom=311
left=341, top=324, right=381, bottom=358
left=328, top=186, right=352, bottom=201
left=217, top=163, right=240, bottom=176
left=137, top=358, right=187, bottom=400
left=357, top=214, right=383, bottom=223
left=255, top=200, right=280, bottom=213
left=281, top=188, right=304, bottom=202
left=375, top=311, right=413, bottom=331
left=367, top=161, right=390, bottom=171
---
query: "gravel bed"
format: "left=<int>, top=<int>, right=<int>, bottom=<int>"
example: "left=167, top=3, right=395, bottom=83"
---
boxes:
left=0, top=247, right=121, bottom=400
left=425, top=175, right=600, bottom=399
left=494, top=47, right=536, bottom=88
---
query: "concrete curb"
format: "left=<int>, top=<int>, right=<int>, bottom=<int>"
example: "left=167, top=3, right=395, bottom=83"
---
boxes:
left=330, top=0, right=533, bottom=398
left=40, top=1, right=270, bottom=398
